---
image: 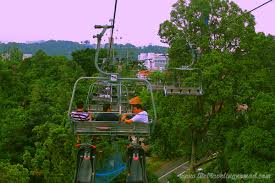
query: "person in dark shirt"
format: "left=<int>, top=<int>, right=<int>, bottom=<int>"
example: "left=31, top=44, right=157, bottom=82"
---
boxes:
left=95, top=103, right=119, bottom=121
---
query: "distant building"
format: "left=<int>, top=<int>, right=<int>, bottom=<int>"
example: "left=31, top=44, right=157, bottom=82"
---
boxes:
left=23, top=54, right=32, bottom=60
left=1, top=53, right=10, bottom=61
left=1, top=53, right=32, bottom=61
left=138, top=53, right=168, bottom=71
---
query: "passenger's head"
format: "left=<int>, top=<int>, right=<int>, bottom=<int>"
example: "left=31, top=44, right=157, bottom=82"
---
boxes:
left=129, top=96, right=143, bottom=113
left=76, top=101, right=84, bottom=111
left=132, top=104, right=143, bottom=113
left=103, top=103, right=112, bottom=112
left=129, top=96, right=142, bottom=105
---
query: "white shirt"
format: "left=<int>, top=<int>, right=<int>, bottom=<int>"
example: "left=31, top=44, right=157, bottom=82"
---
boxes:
left=131, top=111, right=149, bottom=123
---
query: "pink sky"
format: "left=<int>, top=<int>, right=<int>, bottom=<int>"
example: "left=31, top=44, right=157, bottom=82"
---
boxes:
left=0, top=0, right=274, bottom=46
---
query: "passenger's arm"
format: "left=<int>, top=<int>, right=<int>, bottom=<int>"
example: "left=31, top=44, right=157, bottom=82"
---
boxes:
left=88, top=112, right=94, bottom=121
left=121, top=114, right=133, bottom=124
left=120, top=114, right=128, bottom=121
left=124, top=119, right=133, bottom=124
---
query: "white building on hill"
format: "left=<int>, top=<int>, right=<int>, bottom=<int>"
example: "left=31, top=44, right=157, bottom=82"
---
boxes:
left=23, top=54, right=32, bottom=60
left=138, top=53, right=168, bottom=71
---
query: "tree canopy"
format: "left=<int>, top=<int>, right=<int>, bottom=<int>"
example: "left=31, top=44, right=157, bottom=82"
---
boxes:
left=155, top=0, right=274, bottom=182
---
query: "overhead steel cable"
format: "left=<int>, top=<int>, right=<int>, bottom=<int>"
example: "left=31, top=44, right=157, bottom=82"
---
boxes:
left=108, top=0, right=118, bottom=61
left=248, top=0, right=273, bottom=13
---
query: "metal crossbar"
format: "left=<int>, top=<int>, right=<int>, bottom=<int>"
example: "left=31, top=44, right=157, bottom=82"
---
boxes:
left=72, top=120, right=150, bottom=136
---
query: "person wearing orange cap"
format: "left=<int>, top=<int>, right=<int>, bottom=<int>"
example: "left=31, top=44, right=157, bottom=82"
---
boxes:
left=129, top=96, right=142, bottom=105
left=121, top=96, right=149, bottom=124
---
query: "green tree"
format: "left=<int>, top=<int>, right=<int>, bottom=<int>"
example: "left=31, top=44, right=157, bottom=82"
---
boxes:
left=10, top=46, right=23, bottom=62
left=71, top=48, right=108, bottom=76
left=156, top=0, right=274, bottom=179
left=159, top=0, right=255, bottom=53
left=0, top=162, right=30, bottom=183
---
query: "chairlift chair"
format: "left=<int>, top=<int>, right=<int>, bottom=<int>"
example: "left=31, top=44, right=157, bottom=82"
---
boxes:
left=68, top=24, right=157, bottom=138
left=163, top=66, right=203, bottom=96
left=152, top=41, right=203, bottom=96
left=68, top=77, right=156, bottom=137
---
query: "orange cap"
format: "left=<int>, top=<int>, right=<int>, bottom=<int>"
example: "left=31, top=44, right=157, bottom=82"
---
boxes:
left=129, top=96, right=142, bottom=105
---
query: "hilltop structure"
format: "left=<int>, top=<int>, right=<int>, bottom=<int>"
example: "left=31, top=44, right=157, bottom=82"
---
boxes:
left=138, top=53, right=168, bottom=71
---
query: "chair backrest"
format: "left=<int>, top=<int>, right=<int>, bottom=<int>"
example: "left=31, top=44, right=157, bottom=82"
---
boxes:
left=72, top=120, right=150, bottom=137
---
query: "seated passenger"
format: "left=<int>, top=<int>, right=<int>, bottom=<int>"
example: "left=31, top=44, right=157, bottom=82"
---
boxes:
left=95, top=103, right=119, bottom=121
left=121, top=96, right=148, bottom=124
left=71, top=101, right=92, bottom=121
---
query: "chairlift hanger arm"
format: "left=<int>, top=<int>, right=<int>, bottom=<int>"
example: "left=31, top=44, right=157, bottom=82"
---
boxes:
left=93, top=25, right=113, bottom=40
left=94, top=25, right=114, bottom=29
left=187, top=41, right=196, bottom=67
left=93, top=0, right=119, bottom=77
left=94, top=25, right=118, bottom=76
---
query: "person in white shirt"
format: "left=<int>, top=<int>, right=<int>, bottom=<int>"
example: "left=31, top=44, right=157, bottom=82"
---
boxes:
left=121, top=97, right=149, bottom=147
left=121, top=96, right=149, bottom=124
left=122, top=104, right=148, bottom=124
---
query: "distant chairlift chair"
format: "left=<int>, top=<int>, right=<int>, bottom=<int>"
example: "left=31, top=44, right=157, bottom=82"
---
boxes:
left=163, top=66, right=203, bottom=96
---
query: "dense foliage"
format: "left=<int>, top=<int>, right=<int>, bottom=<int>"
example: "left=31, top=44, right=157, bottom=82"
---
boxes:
left=0, top=41, right=92, bottom=58
left=0, top=50, right=84, bottom=182
left=155, top=0, right=274, bottom=182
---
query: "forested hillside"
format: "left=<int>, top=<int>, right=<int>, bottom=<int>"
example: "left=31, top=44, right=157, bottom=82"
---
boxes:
left=0, top=0, right=274, bottom=182
left=0, top=41, right=167, bottom=59
left=0, top=40, right=92, bottom=58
